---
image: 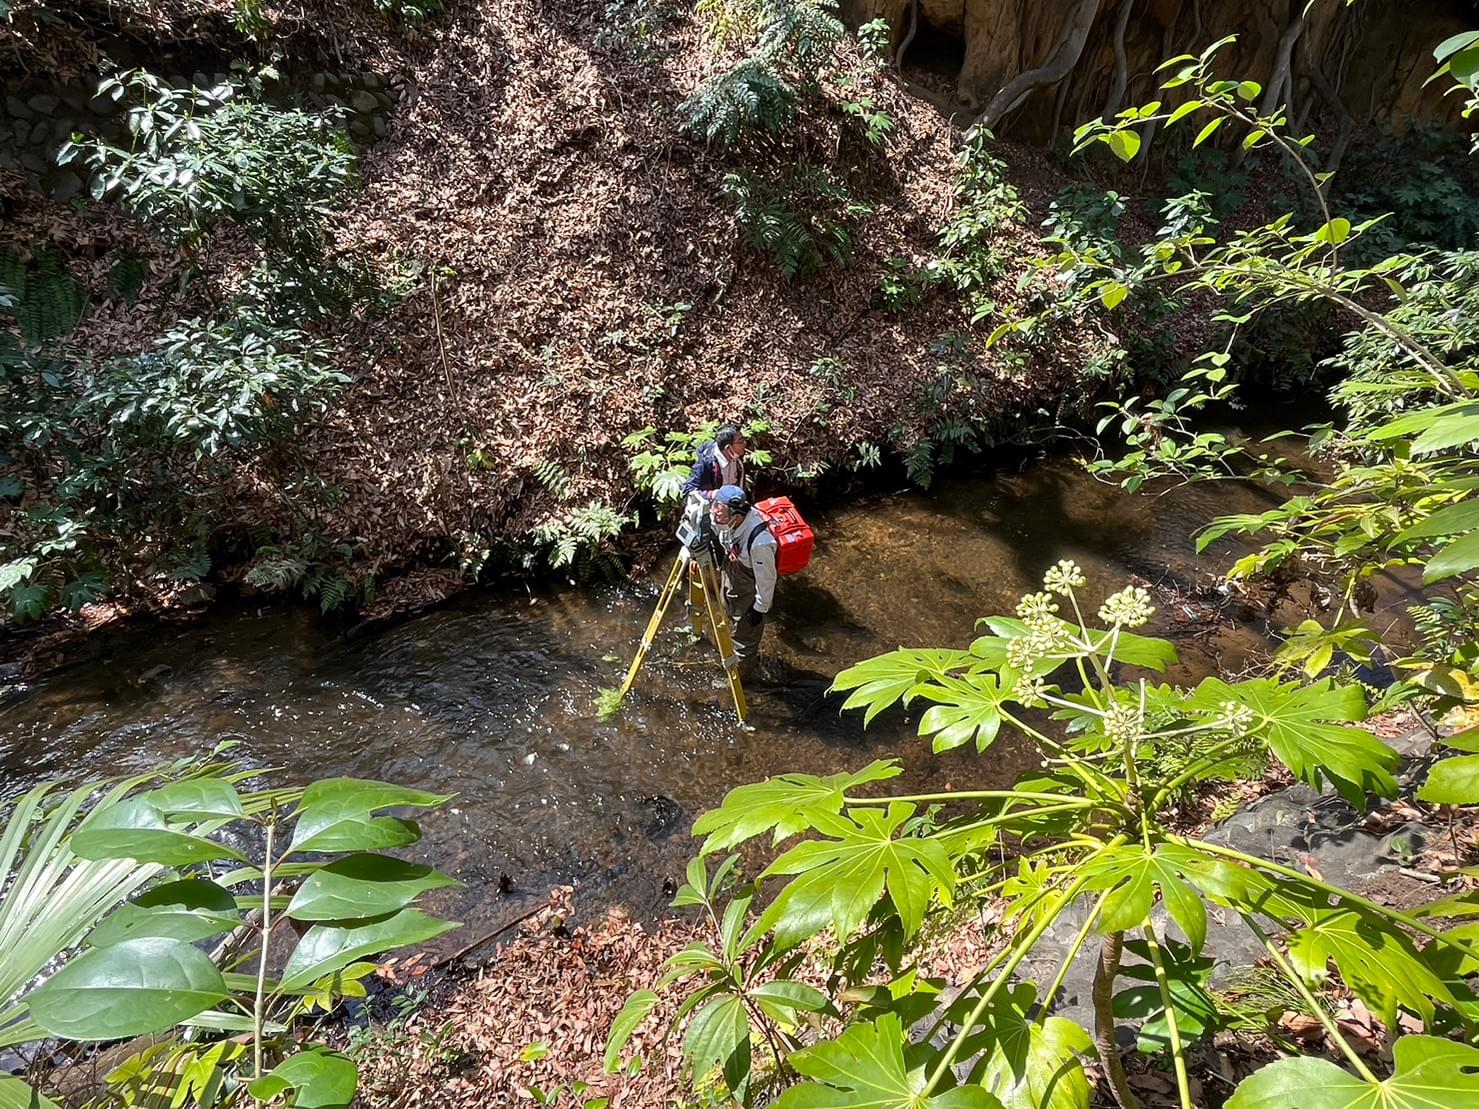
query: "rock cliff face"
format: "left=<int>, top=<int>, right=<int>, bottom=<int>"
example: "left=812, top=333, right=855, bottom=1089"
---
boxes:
left=846, top=0, right=1470, bottom=141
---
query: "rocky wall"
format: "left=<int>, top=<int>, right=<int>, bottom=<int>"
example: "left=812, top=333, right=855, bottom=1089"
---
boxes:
left=844, top=0, right=1471, bottom=141
left=0, top=68, right=406, bottom=204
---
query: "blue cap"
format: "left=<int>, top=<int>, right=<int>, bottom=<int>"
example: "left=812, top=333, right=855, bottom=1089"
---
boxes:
left=715, top=485, right=748, bottom=509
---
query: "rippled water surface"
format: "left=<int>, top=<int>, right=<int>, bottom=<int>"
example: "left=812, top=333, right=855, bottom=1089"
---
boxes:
left=0, top=456, right=1420, bottom=945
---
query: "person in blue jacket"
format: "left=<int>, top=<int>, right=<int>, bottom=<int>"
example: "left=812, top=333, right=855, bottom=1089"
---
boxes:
left=681, top=424, right=747, bottom=501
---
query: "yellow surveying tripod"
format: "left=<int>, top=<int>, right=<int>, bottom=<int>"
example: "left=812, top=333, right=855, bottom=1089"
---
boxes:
left=615, top=495, right=749, bottom=722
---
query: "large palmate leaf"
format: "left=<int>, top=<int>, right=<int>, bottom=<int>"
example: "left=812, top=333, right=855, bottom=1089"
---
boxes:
left=1187, top=678, right=1397, bottom=805
left=288, top=779, right=450, bottom=855
left=775, top=1013, right=1004, bottom=1108
left=831, top=649, right=983, bottom=724
left=1078, top=843, right=1211, bottom=953
left=759, top=803, right=955, bottom=949
left=1282, top=904, right=1453, bottom=1026
left=959, top=985, right=1092, bottom=1109
left=692, top=759, right=903, bottom=853
left=911, top=673, right=1013, bottom=753
left=1227, top=1034, right=1479, bottom=1108
left=27, top=936, right=228, bottom=1039
left=0, top=1077, right=59, bottom=1109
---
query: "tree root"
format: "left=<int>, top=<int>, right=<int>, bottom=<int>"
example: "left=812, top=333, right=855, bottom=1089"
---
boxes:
left=971, top=0, right=1104, bottom=133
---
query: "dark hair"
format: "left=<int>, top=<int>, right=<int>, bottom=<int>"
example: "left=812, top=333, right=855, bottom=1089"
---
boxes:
left=715, top=424, right=742, bottom=449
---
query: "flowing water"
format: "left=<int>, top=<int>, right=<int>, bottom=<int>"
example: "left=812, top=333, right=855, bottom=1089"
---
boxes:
left=0, top=454, right=1422, bottom=949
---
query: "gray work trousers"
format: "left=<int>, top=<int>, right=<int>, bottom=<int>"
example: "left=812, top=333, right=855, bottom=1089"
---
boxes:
left=721, top=558, right=766, bottom=682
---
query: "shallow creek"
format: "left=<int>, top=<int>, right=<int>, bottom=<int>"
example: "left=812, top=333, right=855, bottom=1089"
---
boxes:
left=0, top=454, right=1421, bottom=946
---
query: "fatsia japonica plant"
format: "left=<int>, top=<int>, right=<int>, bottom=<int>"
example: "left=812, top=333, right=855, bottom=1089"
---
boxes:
left=608, top=563, right=1479, bottom=1108
left=0, top=751, right=459, bottom=1109
left=1024, top=28, right=1479, bottom=734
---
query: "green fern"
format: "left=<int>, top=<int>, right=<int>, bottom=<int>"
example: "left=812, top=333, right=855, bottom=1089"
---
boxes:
left=317, top=576, right=351, bottom=612
left=721, top=166, right=860, bottom=279
left=903, top=440, right=934, bottom=489
left=683, top=59, right=796, bottom=145
left=244, top=556, right=309, bottom=592
left=108, top=252, right=151, bottom=305
left=2, top=246, right=88, bottom=346
left=529, top=458, right=573, bottom=501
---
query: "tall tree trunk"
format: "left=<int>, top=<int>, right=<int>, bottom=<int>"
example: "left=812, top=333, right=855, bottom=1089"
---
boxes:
left=971, top=0, right=1104, bottom=132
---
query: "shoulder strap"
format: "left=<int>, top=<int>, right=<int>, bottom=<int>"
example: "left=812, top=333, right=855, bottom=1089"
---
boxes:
left=745, top=519, right=771, bottom=556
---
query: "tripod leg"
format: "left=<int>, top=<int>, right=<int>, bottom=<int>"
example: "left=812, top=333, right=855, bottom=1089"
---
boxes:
left=618, top=555, right=688, bottom=701
left=686, top=561, right=705, bottom=639
left=698, top=560, right=748, bottom=723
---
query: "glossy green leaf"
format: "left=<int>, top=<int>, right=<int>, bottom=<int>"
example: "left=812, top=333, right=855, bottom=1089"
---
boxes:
left=1166, top=99, right=1203, bottom=124
left=1107, top=130, right=1140, bottom=163
left=1412, top=413, right=1479, bottom=454
left=1417, top=754, right=1479, bottom=804
left=759, top=803, right=954, bottom=949
left=831, top=650, right=981, bottom=725
left=1435, top=30, right=1479, bottom=63
left=1424, top=532, right=1479, bottom=584
left=1227, top=1034, right=1479, bottom=1108
left=87, top=879, right=238, bottom=947
left=1313, top=218, right=1351, bottom=246
left=1235, top=80, right=1262, bottom=100
left=913, top=673, right=1011, bottom=753
left=1100, top=281, right=1130, bottom=309
left=70, top=796, right=246, bottom=865
left=605, top=989, right=659, bottom=1073
left=286, top=854, right=461, bottom=921
left=1187, top=678, right=1397, bottom=805
left=692, top=759, right=903, bottom=853
left=1394, top=497, right=1479, bottom=541
left=976, top=617, right=1177, bottom=672
left=683, top=995, right=750, bottom=1101
left=777, top=1013, right=1003, bottom=1108
left=0, top=1077, right=60, bottom=1109
left=288, top=816, right=423, bottom=855
left=965, top=985, right=1091, bottom=1109
left=1283, top=905, right=1452, bottom=1026
left=280, top=909, right=459, bottom=989
left=1193, top=117, right=1224, bottom=147
left=1113, top=940, right=1219, bottom=1054
left=1078, top=844, right=1208, bottom=952
left=289, top=778, right=450, bottom=854
left=145, top=779, right=244, bottom=819
left=750, top=979, right=829, bottom=1023
left=27, top=937, right=227, bottom=1039
left=246, top=1048, right=358, bottom=1109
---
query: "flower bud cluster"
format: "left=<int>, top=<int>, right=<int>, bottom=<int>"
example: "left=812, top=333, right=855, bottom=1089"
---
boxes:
left=1014, top=674, right=1049, bottom=708
left=1219, top=699, right=1256, bottom=733
left=1102, top=700, right=1144, bottom=743
left=1098, top=585, right=1156, bottom=628
left=1043, top=559, right=1087, bottom=596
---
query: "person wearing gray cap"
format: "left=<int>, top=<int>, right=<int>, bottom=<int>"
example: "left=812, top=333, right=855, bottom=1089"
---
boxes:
left=711, top=484, right=777, bottom=682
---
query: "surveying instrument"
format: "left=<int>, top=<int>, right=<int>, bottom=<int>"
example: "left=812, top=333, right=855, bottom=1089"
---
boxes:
left=616, top=492, right=749, bottom=722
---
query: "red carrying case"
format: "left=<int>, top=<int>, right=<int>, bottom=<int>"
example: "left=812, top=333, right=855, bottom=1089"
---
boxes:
left=755, top=497, right=814, bottom=575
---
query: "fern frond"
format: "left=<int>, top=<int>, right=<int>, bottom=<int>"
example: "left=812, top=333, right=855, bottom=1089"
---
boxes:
left=244, top=556, right=309, bottom=591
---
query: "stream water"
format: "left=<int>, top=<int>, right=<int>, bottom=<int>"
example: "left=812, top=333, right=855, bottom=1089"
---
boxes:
left=0, top=453, right=1422, bottom=949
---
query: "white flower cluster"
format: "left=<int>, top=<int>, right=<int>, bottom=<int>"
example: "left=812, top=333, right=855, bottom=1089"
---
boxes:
left=1097, top=585, right=1156, bottom=629
left=1219, top=699, right=1255, bottom=733
left=1102, top=700, right=1143, bottom=742
left=1043, top=559, right=1087, bottom=596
